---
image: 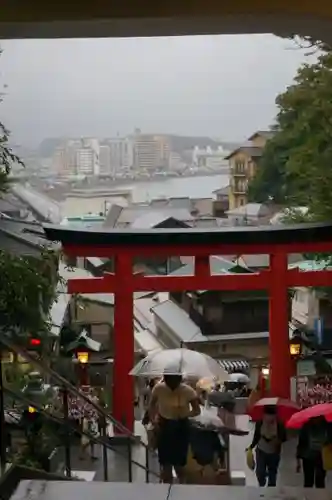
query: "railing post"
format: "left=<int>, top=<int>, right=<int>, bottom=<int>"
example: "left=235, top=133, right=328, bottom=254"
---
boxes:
left=0, top=344, right=6, bottom=475
left=127, top=437, right=133, bottom=482
left=145, top=446, right=149, bottom=483
left=101, top=415, right=108, bottom=481
left=62, top=387, right=71, bottom=478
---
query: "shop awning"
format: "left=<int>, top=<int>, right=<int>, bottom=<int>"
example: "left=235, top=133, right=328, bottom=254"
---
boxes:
left=218, top=359, right=249, bottom=373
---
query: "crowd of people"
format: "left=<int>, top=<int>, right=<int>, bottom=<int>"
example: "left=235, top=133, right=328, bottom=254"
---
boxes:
left=142, top=373, right=246, bottom=484
left=141, top=374, right=332, bottom=488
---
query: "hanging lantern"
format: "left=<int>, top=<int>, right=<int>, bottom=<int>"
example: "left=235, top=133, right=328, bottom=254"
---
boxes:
left=77, top=351, right=89, bottom=364
left=290, top=339, right=301, bottom=356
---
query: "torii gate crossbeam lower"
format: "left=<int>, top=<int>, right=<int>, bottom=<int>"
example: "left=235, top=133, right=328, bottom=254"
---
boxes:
left=43, top=223, right=332, bottom=433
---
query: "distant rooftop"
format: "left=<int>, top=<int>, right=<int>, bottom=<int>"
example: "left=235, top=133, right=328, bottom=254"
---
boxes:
left=169, top=256, right=251, bottom=277
left=61, top=214, right=105, bottom=229
left=224, top=146, right=263, bottom=160
left=0, top=217, right=49, bottom=256
left=131, top=211, right=191, bottom=229
left=11, top=184, right=62, bottom=223
left=104, top=204, right=194, bottom=228
left=248, top=130, right=275, bottom=141
left=104, top=197, right=215, bottom=228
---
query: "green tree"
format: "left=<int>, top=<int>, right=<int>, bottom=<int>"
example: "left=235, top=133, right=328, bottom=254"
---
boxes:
left=248, top=51, right=332, bottom=218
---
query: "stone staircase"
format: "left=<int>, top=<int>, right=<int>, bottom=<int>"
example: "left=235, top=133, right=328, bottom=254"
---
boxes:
left=10, top=480, right=330, bottom=500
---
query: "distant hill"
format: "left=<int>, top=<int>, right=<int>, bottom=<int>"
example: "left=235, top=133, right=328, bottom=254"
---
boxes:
left=165, top=135, right=241, bottom=154
left=38, top=138, right=64, bottom=158
left=38, top=134, right=241, bottom=158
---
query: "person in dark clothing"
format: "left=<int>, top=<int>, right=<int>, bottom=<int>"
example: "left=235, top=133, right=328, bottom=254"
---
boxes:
left=296, top=416, right=331, bottom=488
left=249, top=405, right=286, bottom=487
left=149, top=373, right=200, bottom=483
left=142, top=379, right=158, bottom=426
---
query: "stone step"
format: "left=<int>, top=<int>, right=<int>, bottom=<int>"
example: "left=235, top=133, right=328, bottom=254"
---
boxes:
left=11, top=481, right=331, bottom=500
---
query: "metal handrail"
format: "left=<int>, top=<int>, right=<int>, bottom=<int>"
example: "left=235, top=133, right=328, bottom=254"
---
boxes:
left=0, top=333, right=158, bottom=482
left=4, top=408, right=21, bottom=424
left=0, top=333, right=148, bottom=443
left=3, top=384, right=159, bottom=480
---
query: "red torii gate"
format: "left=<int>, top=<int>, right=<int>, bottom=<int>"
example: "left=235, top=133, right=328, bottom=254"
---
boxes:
left=44, top=222, right=332, bottom=432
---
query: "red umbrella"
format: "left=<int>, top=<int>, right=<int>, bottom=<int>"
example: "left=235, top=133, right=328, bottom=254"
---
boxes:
left=287, top=403, right=332, bottom=429
left=248, top=397, right=300, bottom=423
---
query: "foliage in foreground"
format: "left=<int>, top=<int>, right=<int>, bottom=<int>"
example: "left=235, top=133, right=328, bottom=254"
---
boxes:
left=248, top=50, right=332, bottom=222
left=0, top=249, right=59, bottom=335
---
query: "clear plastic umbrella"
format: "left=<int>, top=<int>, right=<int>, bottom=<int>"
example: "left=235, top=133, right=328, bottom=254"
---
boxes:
left=129, top=348, right=228, bottom=381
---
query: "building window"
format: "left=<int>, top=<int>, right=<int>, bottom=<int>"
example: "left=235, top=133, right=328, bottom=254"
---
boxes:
left=235, top=160, right=246, bottom=173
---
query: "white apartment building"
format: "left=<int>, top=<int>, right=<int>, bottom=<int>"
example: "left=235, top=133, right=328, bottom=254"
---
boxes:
left=76, top=138, right=100, bottom=176
left=192, top=145, right=230, bottom=170
left=106, top=137, right=134, bottom=173
left=53, top=139, right=81, bottom=176
left=133, top=134, right=170, bottom=171
left=53, top=138, right=100, bottom=176
left=99, top=145, right=111, bottom=174
left=76, top=147, right=95, bottom=175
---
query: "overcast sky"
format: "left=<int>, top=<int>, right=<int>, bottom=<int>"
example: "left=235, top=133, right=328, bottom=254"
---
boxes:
left=0, top=34, right=311, bottom=147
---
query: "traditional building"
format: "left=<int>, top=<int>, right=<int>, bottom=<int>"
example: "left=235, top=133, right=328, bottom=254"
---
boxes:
left=226, top=131, right=274, bottom=210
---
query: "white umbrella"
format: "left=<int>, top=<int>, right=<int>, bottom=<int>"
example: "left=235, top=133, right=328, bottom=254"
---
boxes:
left=228, top=373, right=250, bottom=384
left=130, top=348, right=228, bottom=381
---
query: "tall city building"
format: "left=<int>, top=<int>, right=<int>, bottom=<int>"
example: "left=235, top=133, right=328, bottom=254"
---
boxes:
left=99, top=145, right=111, bottom=174
left=53, top=139, right=81, bottom=176
left=76, top=138, right=100, bottom=176
left=133, top=133, right=170, bottom=171
left=105, top=137, right=134, bottom=174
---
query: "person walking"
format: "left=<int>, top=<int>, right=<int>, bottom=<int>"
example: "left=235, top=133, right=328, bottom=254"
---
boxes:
left=296, top=416, right=331, bottom=488
left=248, top=405, right=286, bottom=487
left=79, top=414, right=99, bottom=460
left=148, top=370, right=201, bottom=483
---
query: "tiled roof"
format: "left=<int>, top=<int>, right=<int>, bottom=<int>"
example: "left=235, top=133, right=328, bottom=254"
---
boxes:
left=224, top=146, right=263, bottom=160
left=247, top=130, right=275, bottom=141
left=151, top=299, right=205, bottom=343
left=11, top=184, right=62, bottom=223
left=114, top=206, right=193, bottom=228
left=169, top=256, right=251, bottom=276
left=49, top=291, right=71, bottom=336
left=131, top=211, right=191, bottom=229
left=0, top=217, right=48, bottom=256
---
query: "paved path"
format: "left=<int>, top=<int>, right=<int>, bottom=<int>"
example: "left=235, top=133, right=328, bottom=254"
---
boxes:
left=231, top=416, right=332, bottom=488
